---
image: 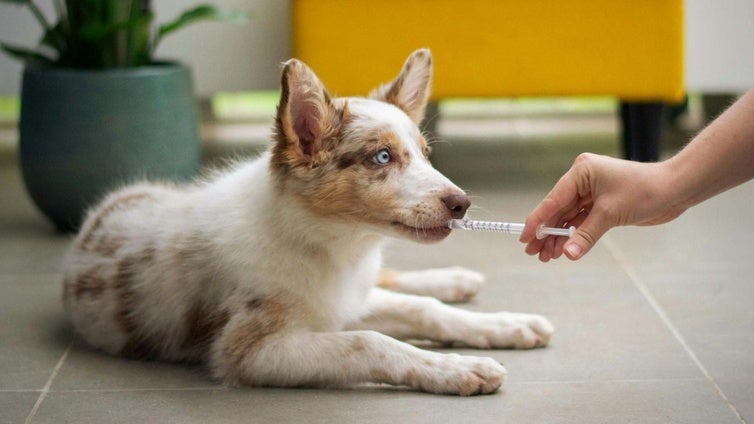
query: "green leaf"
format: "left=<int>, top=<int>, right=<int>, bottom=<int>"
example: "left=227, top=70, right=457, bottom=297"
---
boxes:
left=0, top=42, right=53, bottom=66
left=40, top=22, right=68, bottom=55
left=125, top=2, right=152, bottom=67
left=156, top=4, right=246, bottom=44
left=77, top=14, right=151, bottom=42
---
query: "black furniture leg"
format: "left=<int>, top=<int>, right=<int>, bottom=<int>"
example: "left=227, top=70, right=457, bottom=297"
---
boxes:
left=620, top=101, right=664, bottom=162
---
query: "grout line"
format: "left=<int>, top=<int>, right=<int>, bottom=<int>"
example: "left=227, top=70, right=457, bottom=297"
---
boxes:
left=507, top=377, right=706, bottom=386
left=25, top=342, right=72, bottom=424
left=0, top=390, right=42, bottom=393
left=602, top=235, right=746, bottom=424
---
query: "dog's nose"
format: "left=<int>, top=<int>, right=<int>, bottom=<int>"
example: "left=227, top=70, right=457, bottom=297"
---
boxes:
left=441, top=194, right=471, bottom=219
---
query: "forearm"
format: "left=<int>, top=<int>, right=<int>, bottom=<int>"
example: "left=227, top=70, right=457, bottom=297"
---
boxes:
left=664, top=90, right=754, bottom=210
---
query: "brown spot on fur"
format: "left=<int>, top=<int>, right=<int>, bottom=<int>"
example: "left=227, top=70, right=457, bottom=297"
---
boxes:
left=343, top=336, right=366, bottom=360
left=335, top=146, right=372, bottom=170
left=90, top=234, right=126, bottom=257
left=169, top=232, right=208, bottom=270
left=403, top=368, right=419, bottom=387
left=370, top=167, right=391, bottom=182
left=334, top=125, right=408, bottom=171
left=369, top=368, right=392, bottom=383
left=78, top=192, right=155, bottom=252
left=114, top=246, right=157, bottom=359
left=181, top=302, right=230, bottom=356
left=73, top=267, right=108, bottom=300
left=351, top=336, right=365, bottom=353
left=224, top=297, right=291, bottom=370
left=377, top=269, right=401, bottom=289
left=246, top=298, right=265, bottom=310
left=119, top=335, right=157, bottom=360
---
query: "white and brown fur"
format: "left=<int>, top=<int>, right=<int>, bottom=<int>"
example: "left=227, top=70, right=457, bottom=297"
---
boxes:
left=62, top=49, right=553, bottom=396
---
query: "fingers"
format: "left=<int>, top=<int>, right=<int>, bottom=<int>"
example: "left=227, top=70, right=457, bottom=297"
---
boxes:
left=521, top=153, right=617, bottom=262
left=561, top=205, right=612, bottom=260
left=527, top=203, right=612, bottom=261
left=519, top=154, right=598, bottom=244
left=519, top=171, right=582, bottom=245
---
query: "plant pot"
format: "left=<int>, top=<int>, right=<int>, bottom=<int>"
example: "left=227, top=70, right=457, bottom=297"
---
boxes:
left=19, top=63, right=200, bottom=231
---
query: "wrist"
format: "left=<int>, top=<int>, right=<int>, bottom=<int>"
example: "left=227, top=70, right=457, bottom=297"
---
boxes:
left=661, top=154, right=702, bottom=213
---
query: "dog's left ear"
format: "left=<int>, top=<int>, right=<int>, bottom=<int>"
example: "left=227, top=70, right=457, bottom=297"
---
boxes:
left=274, top=59, right=339, bottom=164
left=369, top=48, right=432, bottom=125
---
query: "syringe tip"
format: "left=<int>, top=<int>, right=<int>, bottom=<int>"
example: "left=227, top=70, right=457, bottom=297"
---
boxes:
left=447, top=219, right=465, bottom=229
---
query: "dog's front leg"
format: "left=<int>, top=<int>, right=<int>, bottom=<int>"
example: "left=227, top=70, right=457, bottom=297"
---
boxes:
left=348, top=288, right=554, bottom=349
left=378, top=267, right=485, bottom=303
left=213, top=327, right=505, bottom=396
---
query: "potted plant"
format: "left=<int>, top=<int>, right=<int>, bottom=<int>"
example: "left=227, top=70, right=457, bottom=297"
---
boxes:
left=1, top=0, right=245, bottom=231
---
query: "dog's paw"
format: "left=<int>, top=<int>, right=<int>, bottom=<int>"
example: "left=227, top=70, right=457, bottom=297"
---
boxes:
left=413, top=354, right=506, bottom=396
left=463, top=312, right=555, bottom=349
left=397, top=267, right=485, bottom=303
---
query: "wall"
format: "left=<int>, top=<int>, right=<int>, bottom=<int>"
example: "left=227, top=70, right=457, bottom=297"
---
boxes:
left=684, top=0, right=754, bottom=92
left=0, top=0, right=290, bottom=96
left=1, top=1, right=753, bottom=96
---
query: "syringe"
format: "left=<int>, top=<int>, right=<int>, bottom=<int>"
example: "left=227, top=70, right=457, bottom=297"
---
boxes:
left=448, top=217, right=575, bottom=240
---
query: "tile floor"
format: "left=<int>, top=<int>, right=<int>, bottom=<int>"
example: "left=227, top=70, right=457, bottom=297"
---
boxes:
left=1, top=130, right=752, bottom=423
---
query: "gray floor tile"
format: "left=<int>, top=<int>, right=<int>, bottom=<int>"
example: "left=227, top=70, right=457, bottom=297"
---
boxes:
left=0, top=391, right=38, bottom=424
left=645, top=269, right=754, bottom=378
left=0, top=274, right=72, bottom=390
left=415, top=267, right=700, bottom=384
left=51, top=342, right=215, bottom=391
left=630, top=268, right=754, bottom=421
left=606, top=181, right=754, bottom=421
left=717, top=378, right=754, bottom=423
left=32, top=380, right=738, bottom=424
left=0, top=237, right=70, bottom=275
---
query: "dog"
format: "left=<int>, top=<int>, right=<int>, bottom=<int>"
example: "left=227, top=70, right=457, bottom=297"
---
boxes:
left=62, top=49, right=553, bottom=396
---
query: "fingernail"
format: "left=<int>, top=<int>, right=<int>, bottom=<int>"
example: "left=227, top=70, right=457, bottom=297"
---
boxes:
left=565, top=243, right=583, bottom=259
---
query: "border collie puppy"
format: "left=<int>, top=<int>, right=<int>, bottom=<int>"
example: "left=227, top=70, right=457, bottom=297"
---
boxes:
left=63, top=49, right=553, bottom=396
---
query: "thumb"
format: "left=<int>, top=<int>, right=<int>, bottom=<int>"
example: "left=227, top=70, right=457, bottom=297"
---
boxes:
left=563, top=211, right=612, bottom=260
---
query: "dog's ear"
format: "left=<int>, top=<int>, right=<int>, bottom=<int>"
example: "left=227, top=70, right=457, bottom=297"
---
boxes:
left=274, top=59, right=339, bottom=164
left=369, top=48, right=432, bottom=125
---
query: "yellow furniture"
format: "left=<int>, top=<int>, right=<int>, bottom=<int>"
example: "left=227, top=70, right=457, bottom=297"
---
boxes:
left=291, top=0, right=684, bottom=161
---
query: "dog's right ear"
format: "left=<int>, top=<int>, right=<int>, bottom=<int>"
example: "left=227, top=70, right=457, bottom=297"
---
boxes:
left=273, top=59, right=339, bottom=167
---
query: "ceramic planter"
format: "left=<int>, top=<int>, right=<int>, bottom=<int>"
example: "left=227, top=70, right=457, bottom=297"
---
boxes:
left=19, top=63, right=200, bottom=231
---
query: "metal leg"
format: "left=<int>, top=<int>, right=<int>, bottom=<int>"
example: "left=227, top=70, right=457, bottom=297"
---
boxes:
left=620, top=101, right=664, bottom=162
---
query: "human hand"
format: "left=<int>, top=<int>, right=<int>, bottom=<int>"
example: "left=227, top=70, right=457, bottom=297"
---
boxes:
left=519, top=153, right=685, bottom=261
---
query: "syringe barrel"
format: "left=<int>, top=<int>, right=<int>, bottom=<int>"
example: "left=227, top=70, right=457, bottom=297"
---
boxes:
left=448, top=219, right=576, bottom=239
left=448, top=219, right=524, bottom=234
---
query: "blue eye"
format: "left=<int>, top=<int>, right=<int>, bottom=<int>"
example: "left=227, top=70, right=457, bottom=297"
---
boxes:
left=373, top=149, right=391, bottom=165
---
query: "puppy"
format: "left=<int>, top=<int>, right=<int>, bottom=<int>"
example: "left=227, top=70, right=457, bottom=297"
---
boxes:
left=62, top=49, right=553, bottom=396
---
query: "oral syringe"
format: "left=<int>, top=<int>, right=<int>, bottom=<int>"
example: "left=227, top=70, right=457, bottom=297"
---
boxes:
left=448, top=218, right=575, bottom=240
